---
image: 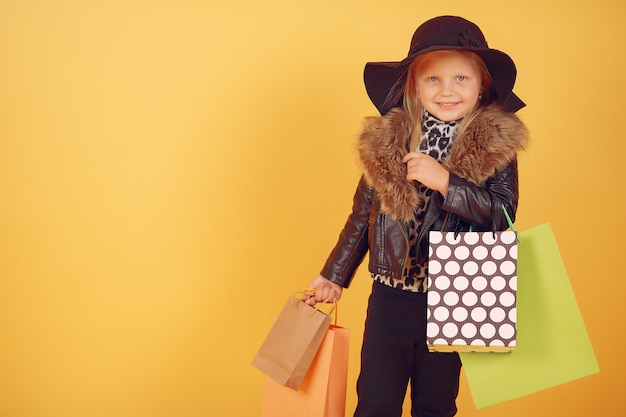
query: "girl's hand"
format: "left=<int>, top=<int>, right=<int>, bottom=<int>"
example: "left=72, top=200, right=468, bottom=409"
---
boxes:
left=303, top=275, right=343, bottom=306
left=403, top=152, right=450, bottom=196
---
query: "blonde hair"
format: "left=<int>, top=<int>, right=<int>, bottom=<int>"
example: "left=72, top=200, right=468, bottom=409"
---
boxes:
left=403, top=50, right=494, bottom=151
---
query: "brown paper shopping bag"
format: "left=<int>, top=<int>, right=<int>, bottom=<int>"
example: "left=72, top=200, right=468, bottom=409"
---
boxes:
left=260, top=325, right=350, bottom=417
left=252, top=293, right=334, bottom=390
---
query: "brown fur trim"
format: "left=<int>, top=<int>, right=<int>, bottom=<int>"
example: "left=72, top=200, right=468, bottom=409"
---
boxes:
left=357, top=105, right=528, bottom=221
left=358, top=108, right=420, bottom=222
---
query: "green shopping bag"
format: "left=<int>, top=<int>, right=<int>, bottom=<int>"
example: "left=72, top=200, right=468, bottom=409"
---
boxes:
left=460, top=223, right=599, bottom=409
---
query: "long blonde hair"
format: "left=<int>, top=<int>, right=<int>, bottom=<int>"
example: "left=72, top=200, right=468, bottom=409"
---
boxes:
left=403, top=50, right=494, bottom=151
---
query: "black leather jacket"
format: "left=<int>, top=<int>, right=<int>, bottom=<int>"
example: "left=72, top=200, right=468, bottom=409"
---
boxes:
left=320, top=159, right=520, bottom=288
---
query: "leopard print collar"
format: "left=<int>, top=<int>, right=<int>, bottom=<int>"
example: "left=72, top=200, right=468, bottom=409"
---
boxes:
left=417, top=110, right=461, bottom=161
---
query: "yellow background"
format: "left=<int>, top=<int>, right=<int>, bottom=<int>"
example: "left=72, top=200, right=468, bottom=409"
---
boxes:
left=0, top=1, right=623, bottom=416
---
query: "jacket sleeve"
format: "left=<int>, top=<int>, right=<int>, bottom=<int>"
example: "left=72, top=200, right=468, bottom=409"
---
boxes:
left=320, top=176, right=372, bottom=288
left=442, top=158, right=520, bottom=231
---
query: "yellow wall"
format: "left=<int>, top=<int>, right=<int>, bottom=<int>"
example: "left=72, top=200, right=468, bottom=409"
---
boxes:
left=0, top=1, right=623, bottom=416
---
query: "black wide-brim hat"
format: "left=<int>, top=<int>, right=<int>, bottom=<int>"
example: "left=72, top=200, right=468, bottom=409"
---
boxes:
left=364, top=16, right=525, bottom=115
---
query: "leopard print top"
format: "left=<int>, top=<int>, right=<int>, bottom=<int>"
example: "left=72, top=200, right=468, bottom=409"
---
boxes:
left=373, top=110, right=461, bottom=292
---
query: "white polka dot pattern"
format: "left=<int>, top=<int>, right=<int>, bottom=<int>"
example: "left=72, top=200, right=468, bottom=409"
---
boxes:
left=427, top=230, right=518, bottom=352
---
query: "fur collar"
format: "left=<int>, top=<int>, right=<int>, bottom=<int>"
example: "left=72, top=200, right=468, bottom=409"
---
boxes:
left=357, top=104, right=529, bottom=221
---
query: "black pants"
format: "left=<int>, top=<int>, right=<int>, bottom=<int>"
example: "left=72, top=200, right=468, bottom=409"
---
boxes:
left=354, top=281, right=461, bottom=417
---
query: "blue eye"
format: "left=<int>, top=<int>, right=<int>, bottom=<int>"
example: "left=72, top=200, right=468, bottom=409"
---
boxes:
left=429, top=76, right=438, bottom=82
left=457, top=76, right=466, bottom=81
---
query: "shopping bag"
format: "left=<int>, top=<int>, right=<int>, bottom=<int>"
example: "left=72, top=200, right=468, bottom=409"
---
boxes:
left=260, top=325, right=350, bottom=417
left=252, top=293, right=334, bottom=390
left=460, top=223, right=599, bottom=409
left=426, top=229, right=518, bottom=352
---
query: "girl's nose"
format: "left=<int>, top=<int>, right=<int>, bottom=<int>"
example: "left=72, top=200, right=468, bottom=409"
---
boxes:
left=439, top=80, right=453, bottom=94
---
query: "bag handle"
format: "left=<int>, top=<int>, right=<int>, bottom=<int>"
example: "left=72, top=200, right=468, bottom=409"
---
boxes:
left=501, top=204, right=522, bottom=243
left=302, top=289, right=339, bottom=325
left=468, top=204, right=521, bottom=243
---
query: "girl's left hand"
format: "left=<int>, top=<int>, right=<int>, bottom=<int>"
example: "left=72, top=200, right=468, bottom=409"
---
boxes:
left=403, top=152, right=450, bottom=196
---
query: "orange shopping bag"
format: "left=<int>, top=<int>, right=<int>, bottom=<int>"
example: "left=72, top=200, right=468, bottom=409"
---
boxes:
left=260, top=324, right=350, bottom=417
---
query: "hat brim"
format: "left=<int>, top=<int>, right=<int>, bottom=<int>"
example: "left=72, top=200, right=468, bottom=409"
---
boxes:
left=364, top=46, right=525, bottom=114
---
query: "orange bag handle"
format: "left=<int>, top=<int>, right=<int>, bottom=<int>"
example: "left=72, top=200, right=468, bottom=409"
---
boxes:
left=301, top=289, right=339, bottom=325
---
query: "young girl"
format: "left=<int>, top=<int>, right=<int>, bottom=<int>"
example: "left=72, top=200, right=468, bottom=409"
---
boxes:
left=305, top=16, right=529, bottom=416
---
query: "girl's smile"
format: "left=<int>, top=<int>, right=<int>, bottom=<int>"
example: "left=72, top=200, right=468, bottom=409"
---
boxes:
left=436, top=102, right=460, bottom=108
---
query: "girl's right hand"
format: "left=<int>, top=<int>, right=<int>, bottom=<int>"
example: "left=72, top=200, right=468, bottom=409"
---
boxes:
left=304, top=275, right=343, bottom=306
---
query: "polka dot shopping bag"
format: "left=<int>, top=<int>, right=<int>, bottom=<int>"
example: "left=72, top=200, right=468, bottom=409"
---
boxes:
left=426, top=206, right=519, bottom=353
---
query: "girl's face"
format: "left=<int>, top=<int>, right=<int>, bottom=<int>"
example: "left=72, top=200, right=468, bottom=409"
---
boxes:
left=414, top=51, right=483, bottom=121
